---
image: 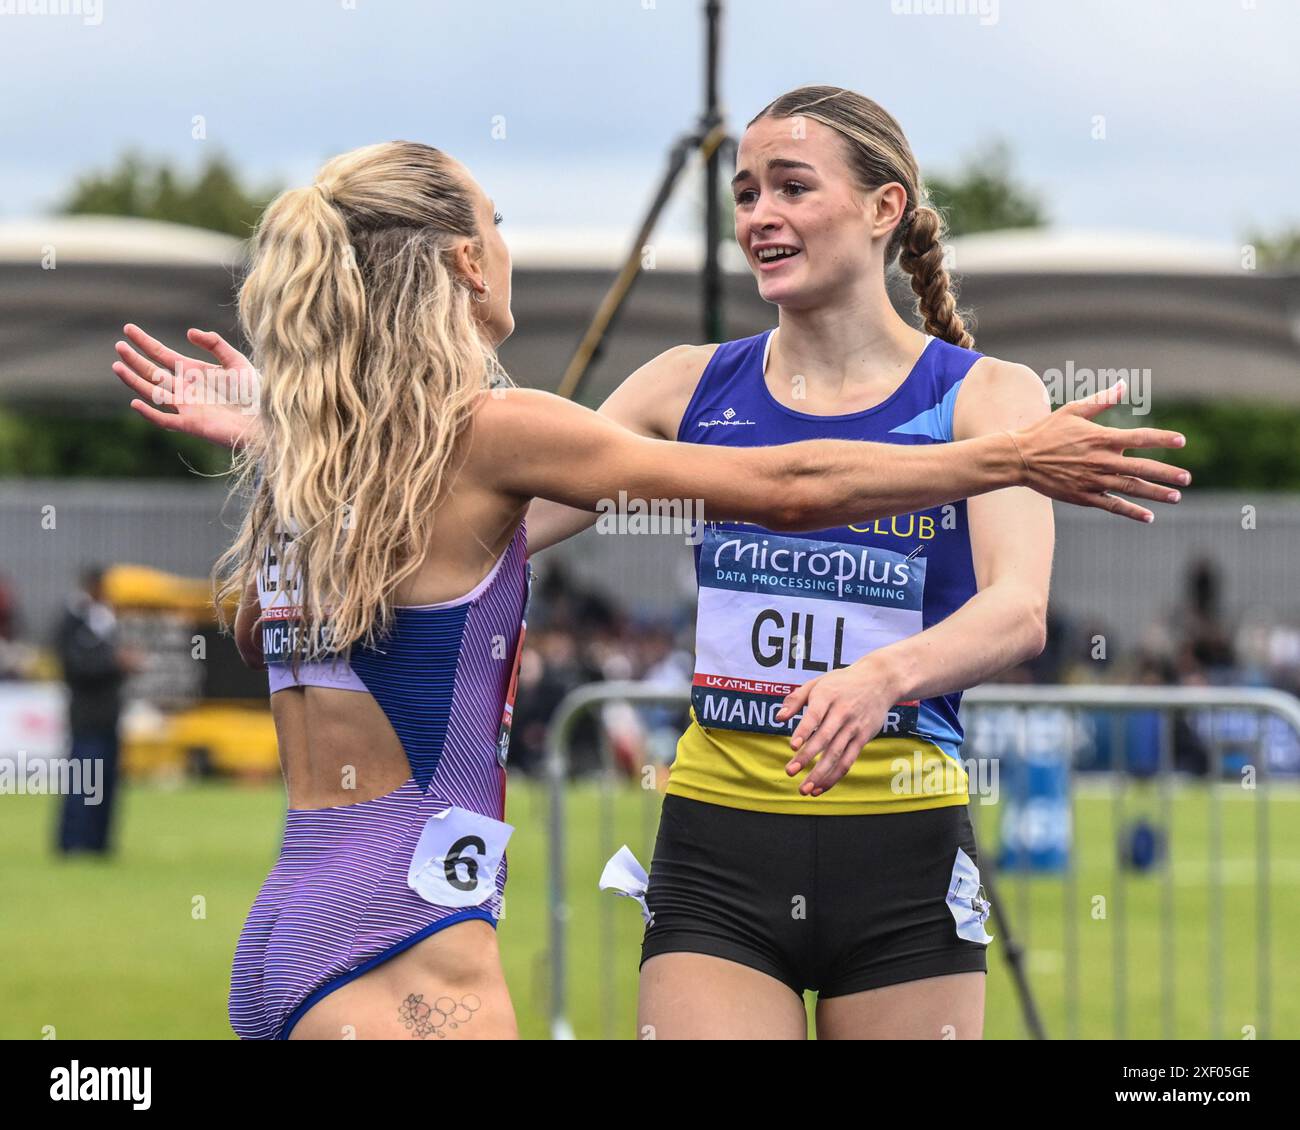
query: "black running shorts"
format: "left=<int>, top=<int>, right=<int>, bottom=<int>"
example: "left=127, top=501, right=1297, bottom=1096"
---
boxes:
left=640, top=794, right=990, bottom=998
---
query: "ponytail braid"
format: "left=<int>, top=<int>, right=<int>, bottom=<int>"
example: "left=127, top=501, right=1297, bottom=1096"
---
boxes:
left=215, top=141, right=503, bottom=670
left=897, top=205, right=973, bottom=349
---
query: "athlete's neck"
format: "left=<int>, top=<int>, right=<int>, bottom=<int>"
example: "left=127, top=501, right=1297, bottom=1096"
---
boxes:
left=770, top=287, right=926, bottom=396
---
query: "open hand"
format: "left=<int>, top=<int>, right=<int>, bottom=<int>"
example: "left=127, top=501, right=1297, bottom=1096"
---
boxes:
left=112, top=324, right=261, bottom=450
left=1011, top=380, right=1190, bottom=522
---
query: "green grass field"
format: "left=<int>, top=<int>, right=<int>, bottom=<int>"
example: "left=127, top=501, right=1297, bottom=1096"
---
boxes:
left=2, top=778, right=1296, bottom=1039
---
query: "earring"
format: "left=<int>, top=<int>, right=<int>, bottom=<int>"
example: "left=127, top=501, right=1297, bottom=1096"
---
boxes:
left=471, top=284, right=491, bottom=305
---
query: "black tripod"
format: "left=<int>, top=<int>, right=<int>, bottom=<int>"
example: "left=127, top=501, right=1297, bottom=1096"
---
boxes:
left=557, top=0, right=730, bottom=400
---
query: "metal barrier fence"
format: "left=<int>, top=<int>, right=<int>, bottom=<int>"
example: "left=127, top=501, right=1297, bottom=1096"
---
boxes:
left=544, top=681, right=1300, bottom=1040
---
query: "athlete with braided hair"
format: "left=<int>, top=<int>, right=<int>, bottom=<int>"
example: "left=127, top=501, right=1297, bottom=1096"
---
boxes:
left=534, top=86, right=1129, bottom=1038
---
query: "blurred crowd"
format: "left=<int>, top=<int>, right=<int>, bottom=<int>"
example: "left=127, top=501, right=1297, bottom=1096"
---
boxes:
left=1000, top=558, right=1300, bottom=694
left=4, top=555, right=1300, bottom=784
left=0, top=573, right=39, bottom=681
left=510, top=563, right=695, bottom=776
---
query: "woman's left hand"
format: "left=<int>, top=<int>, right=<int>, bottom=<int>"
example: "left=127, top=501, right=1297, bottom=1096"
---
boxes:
left=775, top=657, right=899, bottom=796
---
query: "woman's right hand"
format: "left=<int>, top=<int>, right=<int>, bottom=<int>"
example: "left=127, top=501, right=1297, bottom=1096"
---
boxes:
left=112, top=324, right=261, bottom=451
left=1011, top=380, right=1191, bottom=522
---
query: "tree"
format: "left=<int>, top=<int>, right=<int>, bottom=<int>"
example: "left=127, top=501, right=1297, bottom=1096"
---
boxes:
left=925, top=138, right=1046, bottom=237
left=1244, top=225, right=1300, bottom=269
left=61, top=151, right=277, bottom=238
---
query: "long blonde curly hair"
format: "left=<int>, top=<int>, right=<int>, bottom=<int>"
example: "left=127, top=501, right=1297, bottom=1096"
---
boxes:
left=214, top=140, right=508, bottom=664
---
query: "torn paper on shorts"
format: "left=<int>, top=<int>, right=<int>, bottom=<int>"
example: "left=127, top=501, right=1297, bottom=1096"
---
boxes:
left=599, top=844, right=654, bottom=927
left=946, top=846, right=993, bottom=945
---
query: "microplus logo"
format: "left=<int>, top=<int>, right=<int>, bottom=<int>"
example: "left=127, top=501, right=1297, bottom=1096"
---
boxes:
left=50, top=1061, right=151, bottom=1110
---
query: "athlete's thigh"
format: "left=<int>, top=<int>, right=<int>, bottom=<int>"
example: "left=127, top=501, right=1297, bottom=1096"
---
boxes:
left=290, top=919, right=518, bottom=1040
left=638, top=952, right=808, bottom=1040
left=814, top=971, right=985, bottom=1040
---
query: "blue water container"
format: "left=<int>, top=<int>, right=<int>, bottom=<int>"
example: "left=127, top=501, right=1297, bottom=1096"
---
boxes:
left=992, top=707, right=1073, bottom=873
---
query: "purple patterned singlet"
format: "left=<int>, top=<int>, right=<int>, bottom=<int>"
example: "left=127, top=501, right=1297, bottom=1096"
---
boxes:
left=228, top=522, right=531, bottom=1039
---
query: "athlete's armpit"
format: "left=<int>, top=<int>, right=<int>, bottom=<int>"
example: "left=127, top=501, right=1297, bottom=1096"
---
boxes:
left=234, top=580, right=265, bottom=670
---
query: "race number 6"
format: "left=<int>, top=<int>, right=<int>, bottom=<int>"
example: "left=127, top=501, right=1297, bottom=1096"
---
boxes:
left=408, top=807, right=514, bottom=909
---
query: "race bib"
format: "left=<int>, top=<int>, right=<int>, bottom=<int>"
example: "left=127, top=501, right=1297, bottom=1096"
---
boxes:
left=407, top=806, right=514, bottom=910
left=946, top=846, right=993, bottom=945
left=256, top=530, right=344, bottom=661
left=691, top=527, right=925, bottom=737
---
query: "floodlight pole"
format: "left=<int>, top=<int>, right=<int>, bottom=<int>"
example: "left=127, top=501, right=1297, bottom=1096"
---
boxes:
left=701, top=0, right=725, bottom=345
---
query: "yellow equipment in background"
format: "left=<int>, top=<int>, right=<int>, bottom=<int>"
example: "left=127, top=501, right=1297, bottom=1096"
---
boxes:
left=105, top=564, right=279, bottom=781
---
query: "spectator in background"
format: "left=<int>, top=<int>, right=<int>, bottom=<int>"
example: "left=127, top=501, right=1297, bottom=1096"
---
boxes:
left=1179, top=558, right=1235, bottom=680
left=54, top=565, right=144, bottom=856
left=535, top=561, right=618, bottom=637
left=0, top=572, right=35, bottom=680
left=992, top=607, right=1077, bottom=684
left=1130, top=651, right=1210, bottom=776
left=637, top=622, right=695, bottom=779
left=511, top=626, right=606, bottom=776
left=0, top=573, right=14, bottom=641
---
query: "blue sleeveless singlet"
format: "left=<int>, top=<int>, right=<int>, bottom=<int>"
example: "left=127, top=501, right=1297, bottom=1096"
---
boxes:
left=669, top=328, right=983, bottom=815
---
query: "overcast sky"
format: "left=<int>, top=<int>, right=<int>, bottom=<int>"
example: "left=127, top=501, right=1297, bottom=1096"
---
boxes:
left=2, top=0, right=1296, bottom=245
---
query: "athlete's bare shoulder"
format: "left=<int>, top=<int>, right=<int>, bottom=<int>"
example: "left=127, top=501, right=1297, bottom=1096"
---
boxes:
left=955, top=354, right=1051, bottom=439
left=599, top=343, right=720, bottom=439
left=964, top=354, right=1048, bottom=397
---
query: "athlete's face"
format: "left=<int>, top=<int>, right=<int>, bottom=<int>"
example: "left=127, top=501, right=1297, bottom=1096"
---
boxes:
left=449, top=161, right=515, bottom=347
left=733, top=116, right=899, bottom=310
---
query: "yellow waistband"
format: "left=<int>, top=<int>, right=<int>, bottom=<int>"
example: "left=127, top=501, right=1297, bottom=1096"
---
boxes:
left=666, top=711, right=970, bottom=815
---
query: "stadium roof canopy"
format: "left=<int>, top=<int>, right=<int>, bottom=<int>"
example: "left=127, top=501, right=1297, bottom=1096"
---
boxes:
left=0, top=215, right=245, bottom=268
left=1, top=215, right=1296, bottom=410
left=949, top=228, right=1252, bottom=275
left=509, top=225, right=1254, bottom=276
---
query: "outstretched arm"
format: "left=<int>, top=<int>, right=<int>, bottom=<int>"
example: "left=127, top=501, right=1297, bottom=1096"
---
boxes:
left=472, top=381, right=1187, bottom=532
left=523, top=345, right=710, bottom=555
left=116, top=327, right=1189, bottom=525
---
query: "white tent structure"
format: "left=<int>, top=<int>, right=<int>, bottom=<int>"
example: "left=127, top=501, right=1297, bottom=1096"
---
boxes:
left=1, top=215, right=1297, bottom=409
left=0, top=216, right=245, bottom=407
